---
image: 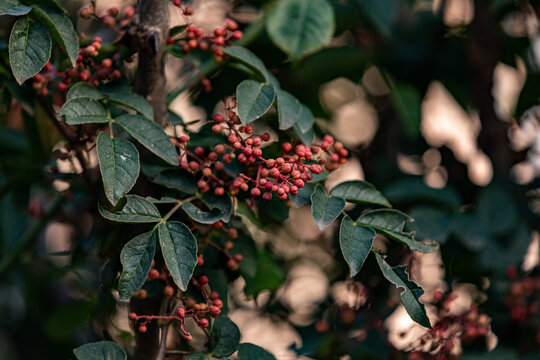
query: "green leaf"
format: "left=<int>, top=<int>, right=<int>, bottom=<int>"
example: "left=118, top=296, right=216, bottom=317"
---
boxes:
left=339, top=215, right=376, bottom=277
left=9, top=17, right=51, bottom=84
left=244, top=249, right=286, bottom=296
left=30, top=6, right=79, bottom=67
left=168, top=110, right=183, bottom=125
left=0, top=0, right=31, bottom=16
left=374, top=253, right=431, bottom=328
left=266, top=0, right=335, bottom=62
left=202, top=193, right=233, bottom=223
left=152, top=169, right=197, bottom=195
left=296, top=104, right=314, bottom=133
left=97, top=132, right=140, bottom=206
left=408, top=206, right=453, bottom=245
left=115, top=114, right=178, bottom=165
left=383, top=178, right=461, bottom=210
left=330, top=180, right=391, bottom=207
left=58, top=98, right=110, bottom=125
left=356, top=209, right=437, bottom=253
left=183, top=202, right=223, bottom=224
left=66, top=82, right=102, bottom=101
left=390, top=83, right=421, bottom=140
left=236, top=80, right=275, bottom=124
left=158, top=221, right=198, bottom=291
left=290, top=184, right=314, bottom=208
left=210, top=316, right=241, bottom=357
left=74, top=341, right=127, bottom=360
left=238, top=343, right=276, bottom=360
left=311, top=184, right=345, bottom=230
left=118, top=230, right=157, bottom=299
left=184, top=353, right=210, bottom=360
left=99, top=195, right=161, bottom=223
left=276, top=89, right=301, bottom=130
left=222, top=46, right=278, bottom=87
left=106, top=91, right=154, bottom=120
left=477, top=186, right=518, bottom=235
left=293, top=122, right=314, bottom=144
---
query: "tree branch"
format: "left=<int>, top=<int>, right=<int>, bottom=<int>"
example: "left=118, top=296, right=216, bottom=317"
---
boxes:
left=132, top=0, right=170, bottom=126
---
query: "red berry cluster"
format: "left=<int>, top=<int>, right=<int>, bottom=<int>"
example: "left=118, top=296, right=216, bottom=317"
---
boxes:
left=168, top=3, right=243, bottom=62
left=407, top=290, right=491, bottom=360
left=170, top=104, right=347, bottom=206
left=79, top=4, right=135, bottom=30
left=505, top=268, right=539, bottom=323
left=31, top=36, right=121, bottom=100
left=129, top=274, right=224, bottom=341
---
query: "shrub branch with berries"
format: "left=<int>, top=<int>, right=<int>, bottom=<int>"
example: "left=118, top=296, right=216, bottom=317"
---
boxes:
left=1, top=1, right=443, bottom=359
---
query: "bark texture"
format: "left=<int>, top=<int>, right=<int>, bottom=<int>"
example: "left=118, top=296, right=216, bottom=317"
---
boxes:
left=133, top=0, right=170, bottom=126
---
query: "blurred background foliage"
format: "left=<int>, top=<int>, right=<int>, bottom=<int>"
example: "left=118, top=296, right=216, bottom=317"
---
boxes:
left=0, top=0, right=539, bottom=359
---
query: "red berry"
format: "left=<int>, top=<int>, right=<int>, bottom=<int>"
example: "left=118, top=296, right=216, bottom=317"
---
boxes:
left=185, top=334, right=193, bottom=341
left=209, top=291, right=220, bottom=300
left=177, top=308, right=186, bottom=318
left=199, top=318, right=209, bottom=328
left=148, top=268, right=160, bottom=280
left=129, top=312, right=137, bottom=320
left=138, top=325, right=147, bottom=333
left=199, top=275, right=209, bottom=285
left=227, top=259, right=238, bottom=270
left=183, top=6, right=193, bottom=15
left=173, top=0, right=182, bottom=6
left=251, top=188, right=261, bottom=197
left=163, top=286, right=174, bottom=297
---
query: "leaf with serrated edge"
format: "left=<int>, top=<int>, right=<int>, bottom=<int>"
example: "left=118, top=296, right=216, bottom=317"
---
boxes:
left=210, top=316, right=241, bottom=357
left=115, top=114, right=178, bottom=165
left=266, top=0, right=335, bottom=62
left=331, top=180, right=391, bottom=207
left=375, top=253, right=431, bottom=328
left=311, top=184, right=345, bottom=230
left=106, top=91, right=154, bottom=120
left=73, top=341, right=127, bottom=360
left=9, top=17, right=51, bottom=84
left=67, top=82, right=101, bottom=101
left=118, top=231, right=157, bottom=299
left=339, top=215, right=376, bottom=276
left=357, top=209, right=437, bottom=253
left=59, top=97, right=109, bottom=124
left=99, top=195, right=161, bottom=223
left=30, top=6, right=79, bottom=66
left=158, top=221, right=197, bottom=291
left=97, top=132, right=139, bottom=205
left=236, top=80, right=275, bottom=124
left=238, top=343, right=276, bottom=360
